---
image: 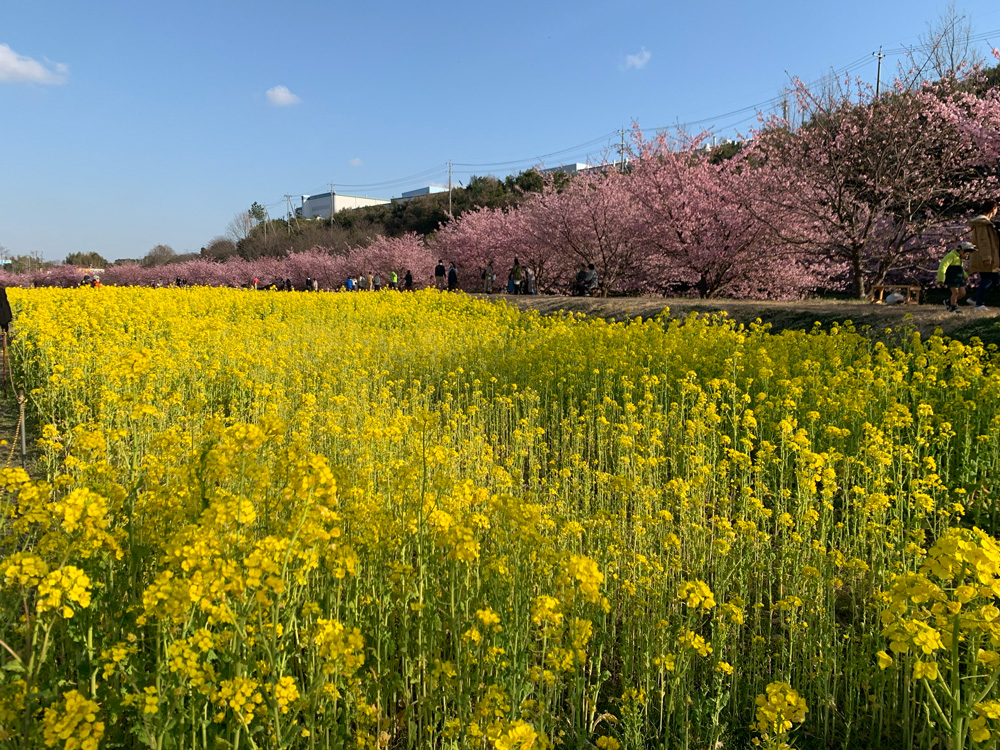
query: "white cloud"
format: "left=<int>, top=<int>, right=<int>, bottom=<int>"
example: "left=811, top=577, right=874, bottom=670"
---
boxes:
left=349, top=157, right=363, bottom=167
left=0, top=43, right=67, bottom=84
left=265, top=85, right=301, bottom=106
left=623, top=47, right=651, bottom=70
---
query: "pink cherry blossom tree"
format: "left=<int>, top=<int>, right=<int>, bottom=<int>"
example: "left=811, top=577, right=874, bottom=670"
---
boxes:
left=747, top=75, right=1000, bottom=297
left=515, top=166, right=646, bottom=295
left=626, top=131, right=818, bottom=299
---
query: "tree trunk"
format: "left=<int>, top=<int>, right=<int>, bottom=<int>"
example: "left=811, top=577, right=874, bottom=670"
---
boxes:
left=851, top=252, right=867, bottom=300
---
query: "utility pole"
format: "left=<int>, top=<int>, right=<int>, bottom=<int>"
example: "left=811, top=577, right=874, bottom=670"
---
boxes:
left=448, top=162, right=453, bottom=216
left=873, top=47, right=885, bottom=99
left=617, top=129, right=627, bottom=171
left=329, top=183, right=335, bottom=221
left=781, top=98, right=789, bottom=122
left=284, top=195, right=298, bottom=233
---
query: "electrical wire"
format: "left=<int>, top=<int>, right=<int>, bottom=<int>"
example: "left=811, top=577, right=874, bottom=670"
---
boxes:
left=275, top=27, right=1000, bottom=203
left=452, top=132, right=619, bottom=169
left=881, top=27, right=1000, bottom=56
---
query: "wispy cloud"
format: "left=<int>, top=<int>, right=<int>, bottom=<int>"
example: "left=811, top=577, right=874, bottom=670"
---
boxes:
left=623, top=47, right=651, bottom=71
left=265, top=85, right=301, bottom=106
left=0, top=43, right=67, bottom=84
left=349, top=157, right=363, bottom=167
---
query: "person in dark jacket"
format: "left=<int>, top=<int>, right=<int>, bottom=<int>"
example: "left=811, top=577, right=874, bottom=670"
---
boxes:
left=447, top=263, right=459, bottom=291
left=404, top=270, right=413, bottom=291
left=0, top=287, right=11, bottom=333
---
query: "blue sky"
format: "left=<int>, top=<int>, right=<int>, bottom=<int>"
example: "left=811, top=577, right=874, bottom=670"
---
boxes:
left=3, top=0, right=1000, bottom=262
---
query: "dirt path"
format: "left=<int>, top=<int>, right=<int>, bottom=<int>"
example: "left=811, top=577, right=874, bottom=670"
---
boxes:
left=477, top=294, right=1000, bottom=345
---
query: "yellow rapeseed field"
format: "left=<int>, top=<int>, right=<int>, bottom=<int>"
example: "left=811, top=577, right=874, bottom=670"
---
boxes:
left=1, top=287, right=999, bottom=750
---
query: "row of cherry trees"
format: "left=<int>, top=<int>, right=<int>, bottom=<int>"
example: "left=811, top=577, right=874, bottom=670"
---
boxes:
left=431, top=74, right=1000, bottom=298
left=11, top=71, right=1000, bottom=299
left=4, top=236, right=436, bottom=291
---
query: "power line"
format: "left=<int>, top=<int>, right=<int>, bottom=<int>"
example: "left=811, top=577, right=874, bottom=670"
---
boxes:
left=330, top=163, right=449, bottom=190
left=881, top=27, right=1000, bottom=56
left=652, top=55, right=875, bottom=134
left=452, top=131, right=618, bottom=169
left=264, top=29, right=1000, bottom=209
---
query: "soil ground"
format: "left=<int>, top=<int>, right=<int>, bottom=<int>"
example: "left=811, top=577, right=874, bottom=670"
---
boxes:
left=479, top=293, right=1000, bottom=347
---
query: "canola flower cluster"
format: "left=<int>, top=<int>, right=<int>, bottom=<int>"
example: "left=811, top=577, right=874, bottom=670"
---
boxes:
left=0, top=287, right=999, bottom=750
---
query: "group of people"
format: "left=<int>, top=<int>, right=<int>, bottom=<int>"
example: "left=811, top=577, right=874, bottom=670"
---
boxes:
left=343, top=271, right=403, bottom=292
left=248, top=270, right=413, bottom=293
left=937, top=200, right=1000, bottom=312
left=434, top=260, right=460, bottom=291
left=474, top=258, right=550, bottom=295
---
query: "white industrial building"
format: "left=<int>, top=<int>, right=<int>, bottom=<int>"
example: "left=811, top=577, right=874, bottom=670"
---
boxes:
left=391, top=186, right=448, bottom=204
left=296, top=192, right=390, bottom=219
left=541, top=163, right=593, bottom=175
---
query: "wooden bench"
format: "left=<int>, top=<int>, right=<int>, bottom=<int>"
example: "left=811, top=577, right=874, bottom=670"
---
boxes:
left=871, top=285, right=921, bottom=305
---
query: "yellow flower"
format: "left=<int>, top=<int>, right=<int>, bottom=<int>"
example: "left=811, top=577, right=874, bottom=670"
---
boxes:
left=912, top=661, right=939, bottom=681
left=42, top=690, right=105, bottom=750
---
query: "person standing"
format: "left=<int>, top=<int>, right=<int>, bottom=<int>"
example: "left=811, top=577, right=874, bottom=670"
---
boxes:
left=967, top=200, right=1000, bottom=310
left=511, top=258, right=524, bottom=294
left=435, top=260, right=447, bottom=290
left=583, top=263, right=599, bottom=296
left=0, top=286, right=11, bottom=334
left=524, top=266, right=536, bottom=295
left=938, top=242, right=974, bottom=312
left=447, top=263, right=459, bottom=291
left=404, top=270, right=413, bottom=291
left=574, top=264, right=588, bottom=296
left=390, top=270, right=398, bottom=290
left=482, top=260, right=494, bottom=294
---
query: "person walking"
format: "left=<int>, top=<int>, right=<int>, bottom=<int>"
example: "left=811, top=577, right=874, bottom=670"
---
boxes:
left=938, top=242, right=974, bottom=312
left=967, top=200, right=1000, bottom=310
left=447, top=263, right=459, bottom=291
left=389, top=270, right=398, bottom=290
left=404, top=270, right=413, bottom=291
left=435, top=260, right=447, bottom=290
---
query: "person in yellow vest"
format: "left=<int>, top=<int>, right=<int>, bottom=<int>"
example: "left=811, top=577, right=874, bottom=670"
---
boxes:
left=938, top=242, right=974, bottom=312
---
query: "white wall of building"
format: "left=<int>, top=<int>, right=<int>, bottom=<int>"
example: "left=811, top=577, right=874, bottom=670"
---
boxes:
left=298, top=193, right=390, bottom=219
